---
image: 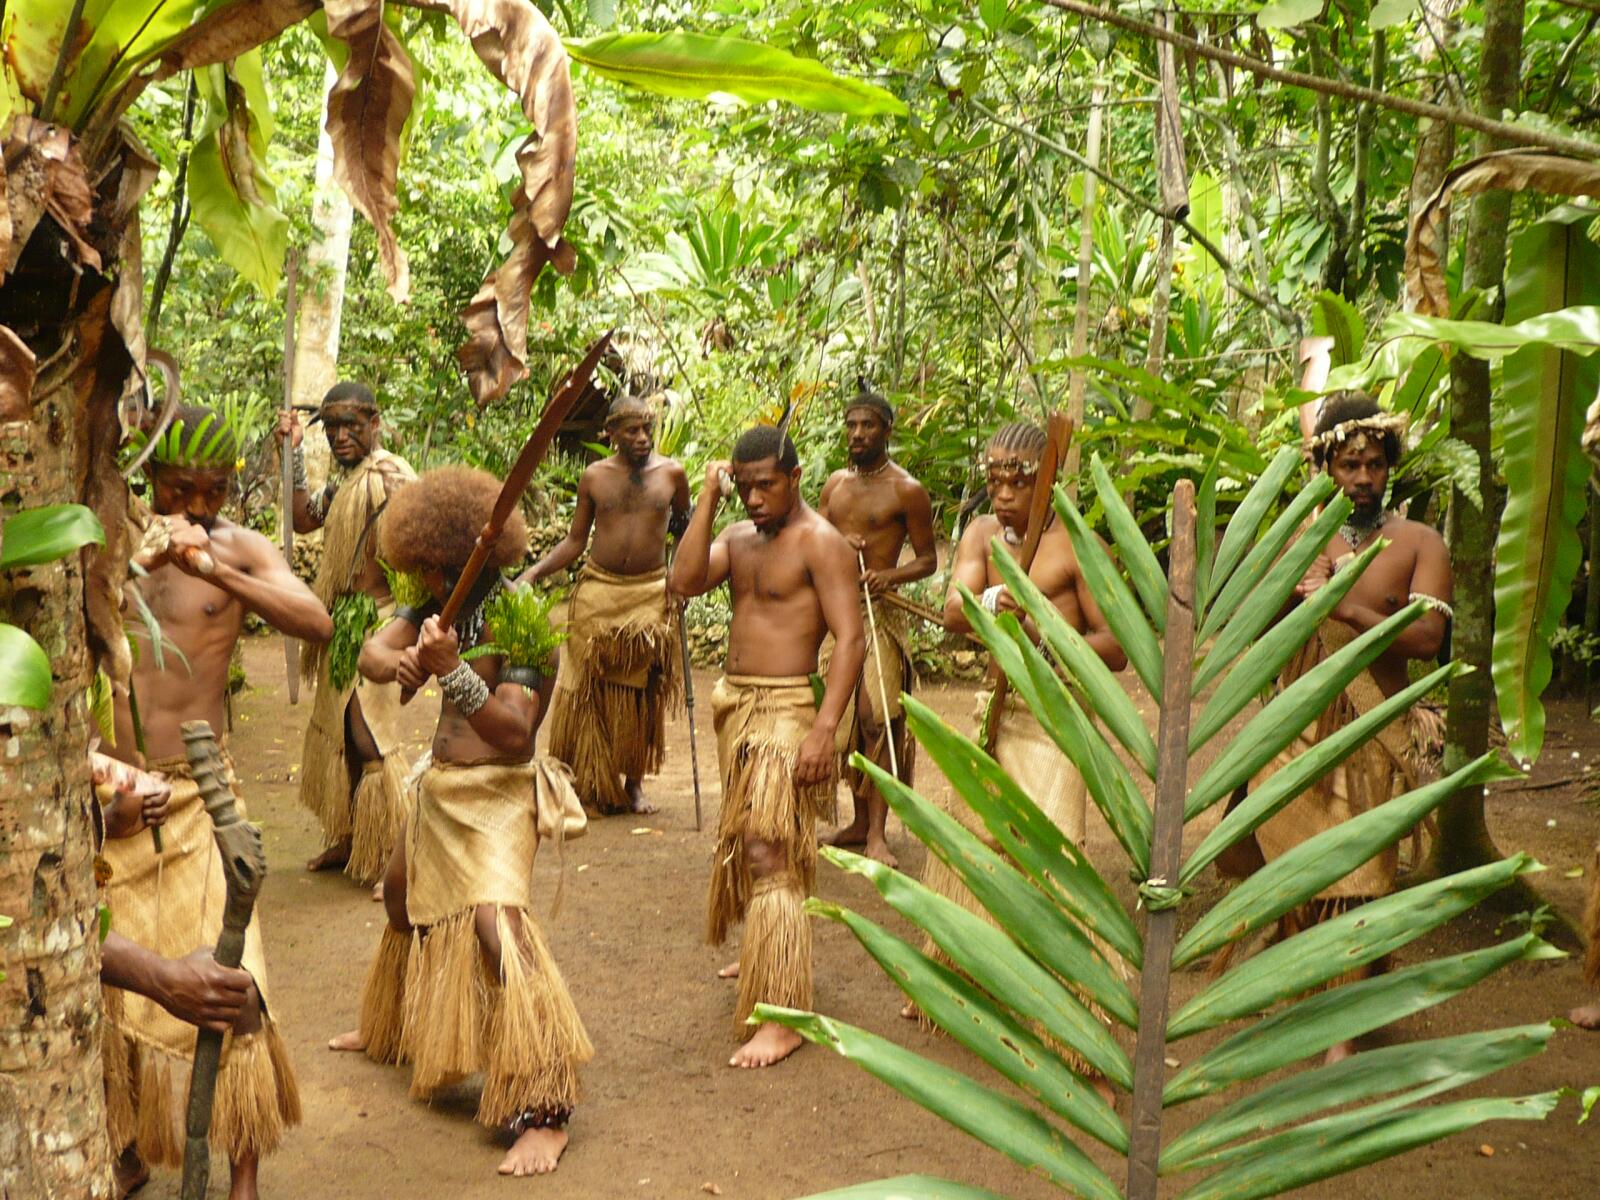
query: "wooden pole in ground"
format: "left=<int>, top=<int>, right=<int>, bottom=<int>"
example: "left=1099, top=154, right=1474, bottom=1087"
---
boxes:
left=1126, top=479, right=1197, bottom=1200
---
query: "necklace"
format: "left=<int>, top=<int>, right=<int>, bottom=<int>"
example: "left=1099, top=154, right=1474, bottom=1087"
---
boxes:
left=1002, top=525, right=1023, bottom=546
left=850, top=458, right=890, bottom=478
left=1341, top=509, right=1389, bottom=549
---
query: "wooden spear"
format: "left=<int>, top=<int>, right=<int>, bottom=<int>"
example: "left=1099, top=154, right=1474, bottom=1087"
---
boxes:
left=280, top=252, right=301, bottom=704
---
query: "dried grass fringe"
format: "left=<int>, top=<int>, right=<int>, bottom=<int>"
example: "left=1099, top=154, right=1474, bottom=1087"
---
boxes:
left=347, top=755, right=411, bottom=884
left=1585, top=842, right=1600, bottom=988
left=396, top=907, right=592, bottom=1128
left=102, top=1015, right=300, bottom=1167
left=548, top=678, right=668, bottom=815
left=706, top=736, right=830, bottom=946
left=359, top=925, right=412, bottom=1065
left=300, top=714, right=352, bottom=843
left=734, top=873, right=812, bottom=1037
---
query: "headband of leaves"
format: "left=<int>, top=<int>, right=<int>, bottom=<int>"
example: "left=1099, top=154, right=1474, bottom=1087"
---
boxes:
left=125, top=398, right=263, bottom=471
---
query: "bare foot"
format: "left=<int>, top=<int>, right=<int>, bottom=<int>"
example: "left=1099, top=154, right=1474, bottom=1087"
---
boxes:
left=729, top=1022, right=803, bottom=1068
left=113, top=1148, right=148, bottom=1199
left=327, top=1029, right=366, bottom=1052
left=1568, top=1003, right=1600, bottom=1030
left=370, top=880, right=384, bottom=902
left=306, top=839, right=351, bottom=873
left=498, top=1127, right=568, bottom=1176
left=1323, top=1040, right=1356, bottom=1065
left=717, top=961, right=740, bottom=980
left=825, top=821, right=869, bottom=849
left=625, top=780, right=659, bottom=815
left=863, top=835, right=900, bottom=870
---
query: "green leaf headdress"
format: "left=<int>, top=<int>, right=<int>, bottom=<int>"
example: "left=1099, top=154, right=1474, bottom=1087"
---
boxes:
left=125, top=398, right=264, bottom=472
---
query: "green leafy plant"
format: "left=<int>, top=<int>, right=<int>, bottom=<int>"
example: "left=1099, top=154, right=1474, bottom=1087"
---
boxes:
left=328, top=592, right=380, bottom=691
left=380, top=560, right=432, bottom=613
left=461, top=582, right=566, bottom=676
left=759, top=449, right=1562, bottom=1200
left=0, top=504, right=106, bottom=709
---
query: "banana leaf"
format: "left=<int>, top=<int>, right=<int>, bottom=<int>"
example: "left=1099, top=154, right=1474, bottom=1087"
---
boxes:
left=1491, top=206, right=1600, bottom=763
left=564, top=32, right=907, bottom=116
left=1199, top=474, right=1339, bottom=643
left=1191, top=495, right=1355, bottom=695
left=0, top=503, right=105, bottom=568
left=1164, top=935, right=1556, bottom=1105
left=1090, top=454, right=1167, bottom=631
left=1163, top=1023, right=1554, bottom=1172
left=989, top=538, right=1157, bottom=778
left=1052, top=490, right=1165, bottom=700
left=1175, top=1092, right=1560, bottom=1200
left=894, top=696, right=1143, bottom=965
left=0, top=623, right=51, bottom=709
left=860, top=765, right=1140, bottom=1029
left=1207, top=446, right=1303, bottom=604
left=954, top=604, right=1153, bottom=877
left=756, top=1008, right=1125, bottom=1200
left=1183, top=601, right=1431, bottom=821
left=1182, top=662, right=1459, bottom=877
left=1173, top=752, right=1505, bottom=968
left=811, top=894, right=1128, bottom=1150
left=1189, top=543, right=1382, bottom=744
left=1380, top=305, right=1600, bottom=360
left=1170, top=857, right=1536, bottom=1040
left=800, top=1178, right=1007, bottom=1200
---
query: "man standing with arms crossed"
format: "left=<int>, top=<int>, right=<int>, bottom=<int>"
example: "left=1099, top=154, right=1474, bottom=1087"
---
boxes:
left=817, top=386, right=937, bottom=867
left=670, top=425, right=865, bottom=1068
left=279, top=382, right=416, bottom=890
left=519, top=394, right=690, bottom=815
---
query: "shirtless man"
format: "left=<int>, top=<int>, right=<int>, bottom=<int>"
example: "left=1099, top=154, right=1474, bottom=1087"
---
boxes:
left=104, top=403, right=331, bottom=1200
left=817, top=388, right=936, bottom=867
left=330, top=466, right=592, bottom=1177
left=1228, top=390, right=1452, bottom=1063
left=519, top=394, right=690, bottom=815
left=278, top=382, right=415, bottom=888
left=670, top=425, right=865, bottom=1068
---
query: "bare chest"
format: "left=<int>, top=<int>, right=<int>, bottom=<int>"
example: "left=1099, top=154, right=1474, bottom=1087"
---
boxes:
left=829, top=479, right=905, bottom=538
left=592, top=473, right=672, bottom=527
left=1337, top=537, right=1419, bottom=615
left=730, top=534, right=810, bottom=602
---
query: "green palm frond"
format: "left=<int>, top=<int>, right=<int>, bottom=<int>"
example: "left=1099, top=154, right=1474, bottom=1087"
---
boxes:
left=780, top=460, right=1562, bottom=1200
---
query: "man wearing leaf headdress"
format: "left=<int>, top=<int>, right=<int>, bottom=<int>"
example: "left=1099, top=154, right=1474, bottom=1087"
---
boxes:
left=671, top=424, right=864, bottom=1069
left=329, top=466, right=593, bottom=1178
left=1225, top=390, right=1451, bottom=1063
left=817, top=386, right=938, bottom=869
left=277, top=382, right=416, bottom=892
left=518, top=393, right=689, bottom=816
left=918, top=419, right=1127, bottom=1093
left=104, top=403, right=332, bottom=1200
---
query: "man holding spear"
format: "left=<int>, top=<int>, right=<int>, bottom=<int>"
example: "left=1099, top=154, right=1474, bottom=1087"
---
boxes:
left=278, top=382, right=416, bottom=890
left=817, top=385, right=937, bottom=868
left=517, top=393, right=690, bottom=816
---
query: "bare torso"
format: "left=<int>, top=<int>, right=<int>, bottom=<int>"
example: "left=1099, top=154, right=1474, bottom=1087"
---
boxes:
left=430, top=652, right=555, bottom=763
left=1324, top=516, right=1451, bottom=696
left=724, top=508, right=840, bottom=677
left=820, top=468, right=911, bottom=570
left=586, top=454, right=687, bottom=575
left=973, top=516, right=1089, bottom=627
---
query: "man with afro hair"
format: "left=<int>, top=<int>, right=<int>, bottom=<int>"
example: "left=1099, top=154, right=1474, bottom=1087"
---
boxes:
left=329, top=466, right=594, bottom=1177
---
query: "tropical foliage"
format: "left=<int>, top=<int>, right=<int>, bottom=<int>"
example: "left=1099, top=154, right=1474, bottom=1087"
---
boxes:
left=0, top=504, right=105, bottom=709
left=761, top=455, right=1562, bottom=1199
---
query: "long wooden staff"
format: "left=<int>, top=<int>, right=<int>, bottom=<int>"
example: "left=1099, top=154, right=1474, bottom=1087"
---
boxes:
left=980, top=410, right=1074, bottom=754
left=400, top=330, right=613, bottom=704
left=280, top=252, right=301, bottom=704
left=178, top=719, right=266, bottom=1200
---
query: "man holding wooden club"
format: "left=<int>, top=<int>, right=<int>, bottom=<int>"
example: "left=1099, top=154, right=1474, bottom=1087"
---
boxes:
left=278, top=382, right=416, bottom=892
left=817, top=385, right=937, bottom=868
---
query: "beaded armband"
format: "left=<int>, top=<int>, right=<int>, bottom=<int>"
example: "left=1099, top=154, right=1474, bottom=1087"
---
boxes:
left=438, top=661, right=490, bottom=715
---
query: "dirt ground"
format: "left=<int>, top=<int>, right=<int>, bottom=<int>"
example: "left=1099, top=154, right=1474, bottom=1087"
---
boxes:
left=138, top=639, right=1600, bottom=1199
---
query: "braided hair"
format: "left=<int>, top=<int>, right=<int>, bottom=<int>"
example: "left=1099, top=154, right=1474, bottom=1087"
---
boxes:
left=988, top=420, right=1047, bottom=458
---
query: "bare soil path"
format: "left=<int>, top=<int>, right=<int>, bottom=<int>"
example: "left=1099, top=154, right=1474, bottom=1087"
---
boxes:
left=137, top=641, right=1600, bottom=1198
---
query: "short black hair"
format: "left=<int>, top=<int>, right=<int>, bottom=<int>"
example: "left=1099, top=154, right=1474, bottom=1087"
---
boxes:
left=322, top=381, right=377, bottom=413
left=1313, top=390, right=1400, bottom=468
left=732, top=424, right=799, bottom=471
left=844, top=383, right=894, bottom=428
left=988, top=420, right=1047, bottom=457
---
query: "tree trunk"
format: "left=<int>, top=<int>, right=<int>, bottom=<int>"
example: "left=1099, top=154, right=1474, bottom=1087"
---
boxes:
left=1430, top=0, right=1525, bottom=881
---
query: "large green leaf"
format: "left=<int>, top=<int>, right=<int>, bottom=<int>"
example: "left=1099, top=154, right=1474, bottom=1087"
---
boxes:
left=860, top=757, right=1140, bottom=1030
left=1378, top=304, right=1600, bottom=361
left=1164, top=934, right=1557, bottom=1105
left=0, top=623, right=52, bottom=709
left=1168, top=856, right=1536, bottom=1039
left=1491, top=206, right=1600, bottom=762
left=896, top=695, right=1143, bottom=965
left=1207, top=447, right=1303, bottom=604
left=187, top=52, right=288, bottom=294
left=0, top=503, right=105, bottom=568
left=1163, top=1024, right=1554, bottom=1172
left=988, top=547, right=1156, bottom=778
left=757, top=1008, right=1124, bottom=1200
left=1173, top=753, right=1505, bottom=968
left=1176, top=1092, right=1560, bottom=1200
left=1053, top=488, right=1164, bottom=699
left=1190, top=542, right=1382, bottom=747
left=955, top=602, right=1154, bottom=877
left=799, top=1179, right=1007, bottom=1200
left=564, top=32, right=906, bottom=116
left=1257, top=0, right=1324, bottom=29
left=1184, top=662, right=1459, bottom=880
left=1089, top=455, right=1167, bottom=631
left=1191, top=493, right=1354, bottom=695
left=1184, top=601, right=1432, bottom=821
left=810, top=894, right=1128, bottom=1150
left=1312, top=290, right=1366, bottom=367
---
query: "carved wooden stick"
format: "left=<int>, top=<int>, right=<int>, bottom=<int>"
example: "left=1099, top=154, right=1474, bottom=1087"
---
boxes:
left=178, top=720, right=266, bottom=1200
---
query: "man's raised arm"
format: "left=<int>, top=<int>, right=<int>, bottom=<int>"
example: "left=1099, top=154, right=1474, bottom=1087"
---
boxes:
left=169, top=523, right=332, bottom=642
left=670, top=460, right=733, bottom=598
